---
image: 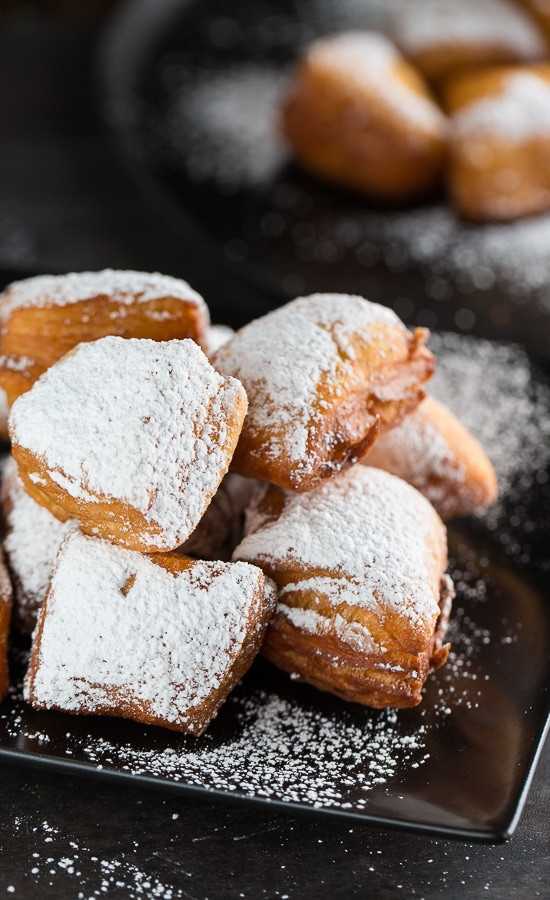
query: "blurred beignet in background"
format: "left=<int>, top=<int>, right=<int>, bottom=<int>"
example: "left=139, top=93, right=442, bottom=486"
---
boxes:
left=9, top=336, right=247, bottom=553
left=1, top=455, right=78, bottom=634
left=389, top=0, right=546, bottom=88
left=0, top=549, right=13, bottom=702
left=25, top=531, right=276, bottom=735
left=445, top=64, right=550, bottom=221
left=363, top=395, right=498, bottom=520
left=281, top=31, right=448, bottom=202
left=212, top=294, right=434, bottom=492
left=233, top=466, right=453, bottom=709
left=179, top=475, right=253, bottom=562
left=0, top=269, right=210, bottom=407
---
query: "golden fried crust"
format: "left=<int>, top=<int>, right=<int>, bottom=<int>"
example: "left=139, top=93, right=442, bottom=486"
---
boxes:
left=213, top=295, right=435, bottom=493
left=25, top=538, right=276, bottom=735
left=444, top=64, right=550, bottom=222
left=364, top=395, right=498, bottom=520
left=0, top=272, right=210, bottom=406
left=262, top=576, right=453, bottom=708
left=0, top=552, right=13, bottom=702
left=234, top=467, right=454, bottom=709
left=281, top=32, right=447, bottom=202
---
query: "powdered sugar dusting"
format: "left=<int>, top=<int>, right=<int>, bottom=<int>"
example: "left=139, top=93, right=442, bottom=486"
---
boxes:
left=453, top=71, right=550, bottom=143
left=390, top=0, right=545, bottom=59
left=1, top=456, right=78, bottom=632
left=213, top=294, right=401, bottom=473
left=234, top=466, right=444, bottom=631
left=9, top=337, right=246, bottom=550
left=304, top=32, right=447, bottom=133
left=26, top=532, right=270, bottom=728
left=0, top=269, right=207, bottom=322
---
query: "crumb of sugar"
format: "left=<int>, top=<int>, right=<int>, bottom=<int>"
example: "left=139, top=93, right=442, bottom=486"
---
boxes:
left=390, top=0, right=545, bottom=58
left=234, top=466, right=444, bottom=632
left=212, top=293, right=401, bottom=474
left=304, top=32, right=447, bottom=134
left=453, top=72, right=550, bottom=144
left=9, top=336, right=246, bottom=550
left=0, top=269, right=208, bottom=321
left=26, top=531, right=270, bottom=727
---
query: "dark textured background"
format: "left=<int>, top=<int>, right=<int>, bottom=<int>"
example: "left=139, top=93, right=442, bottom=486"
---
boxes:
left=0, top=6, right=549, bottom=897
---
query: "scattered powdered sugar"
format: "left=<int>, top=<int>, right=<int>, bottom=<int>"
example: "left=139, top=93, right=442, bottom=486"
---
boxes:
left=9, top=337, right=246, bottom=550
left=428, top=332, right=550, bottom=564
left=389, top=0, right=545, bottom=59
left=234, top=466, right=444, bottom=632
left=453, top=71, right=550, bottom=143
left=0, top=269, right=207, bottom=322
left=164, top=65, right=290, bottom=191
left=27, top=531, right=270, bottom=730
left=304, top=32, right=447, bottom=134
left=213, top=293, right=401, bottom=475
left=1, top=456, right=78, bottom=633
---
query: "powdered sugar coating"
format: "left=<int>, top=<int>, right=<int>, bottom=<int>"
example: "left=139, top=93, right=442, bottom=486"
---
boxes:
left=452, top=72, right=550, bottom=143
left=390, top=0, right=545, bottom=59
left=1, top=456, right=78, bottom=632
left=9, top=337, right=247, bottom=550
left=0, top=269, right=208, bottom=324
left=234, top=466, right=445, bottom=631
left=304, top=32, right=447, bottom=134
left=25, top=531, right=273, bottom=728
left=212, top=293, right=403, bottom=475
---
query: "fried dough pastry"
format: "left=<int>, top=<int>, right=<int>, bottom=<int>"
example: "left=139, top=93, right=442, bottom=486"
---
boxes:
left=233, top=466, right=453, bottom=709
left=25, top=531, right=276, bottom=734
left=445, top=64, right=550, bottom=221
left=212, top=294, right=434, bottom=492
left=179, top=475, right=252, bottom=562
left=0, top=388, right=9, bottom=443
left=1, top=455, right=78, bottom=633
left=389, top=0, right=545, bottom=87
left=363, top=395, right=498, bottom=520
left=0, top=269, right=210, bottom=407
left=9, top=336, right=247, bottom=553
left=0, top=548, right=13, bottom=702
left=281, top=32, right=448, bottom=202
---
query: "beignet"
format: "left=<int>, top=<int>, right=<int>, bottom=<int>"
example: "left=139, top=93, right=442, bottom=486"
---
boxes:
left=25, top=531, right=276, bottom=734
left=445, top=64, right=550, bottom=221
left=233, top=466, right=453, bottom=709
left=363, top=395, right=498, bottom=519
left=10, top=336, right=247, bottom=553
left=0, top=548, right=13, bottom=702
left=1, top=455, right=78, bottom=633
left=281, top=31, right=448, bottom=201
left=389, top=0, right=545, bottom=87
left=0, top=269, right=210, bottom=406
left=212, top=294, right=434, bottom=492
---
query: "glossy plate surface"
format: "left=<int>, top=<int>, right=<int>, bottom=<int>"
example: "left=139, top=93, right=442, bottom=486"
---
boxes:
left=96, top=0, right=550, bottom=355
left=1, top=333, right=550, bottom=840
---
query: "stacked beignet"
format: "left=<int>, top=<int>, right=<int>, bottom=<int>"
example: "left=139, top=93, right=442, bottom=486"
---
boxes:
left=0, top=276, right=499, bottom=728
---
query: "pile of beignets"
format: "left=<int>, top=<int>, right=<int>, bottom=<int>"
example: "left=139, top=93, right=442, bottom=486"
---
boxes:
left=281, top=0, right=550, bottom=222
left=0, top=269, right=498, bottom=734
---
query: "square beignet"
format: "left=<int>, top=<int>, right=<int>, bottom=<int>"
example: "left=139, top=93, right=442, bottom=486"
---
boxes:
left=212, top=294, right=434, bottom=492
left=233, top=466, right=453, bottom=709
left=0, top=549, right=13, bottom=702
left=9, top=336, right=247, bottom=553
left=1, top=455, right=79, bottom=634
left=363, top=395, right=498, bottom=520
left=24, top=532, right=276, bottom=735
left=0, top=270, right=210, bottom=407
